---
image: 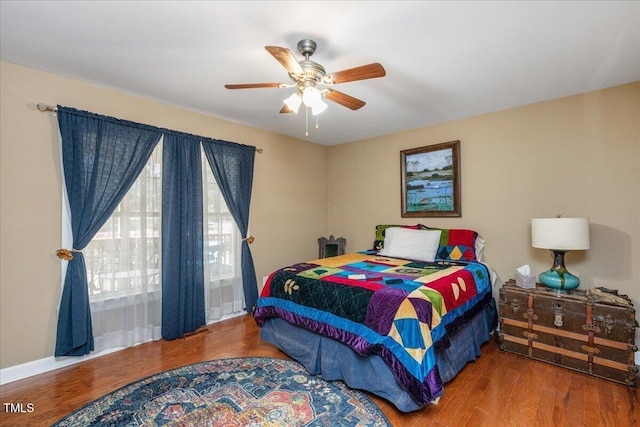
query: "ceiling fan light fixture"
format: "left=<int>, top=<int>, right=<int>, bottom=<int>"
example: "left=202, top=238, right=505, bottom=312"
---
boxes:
left=311, top=99, right=328, bottom=116
left=301, top=86, right=321, bottom=106
left=283, top=92, right=302, bottom=114
left=301, top=86, right=327, bottom=115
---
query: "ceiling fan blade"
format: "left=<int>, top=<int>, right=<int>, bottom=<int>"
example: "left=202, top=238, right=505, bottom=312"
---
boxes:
left=279, top=104, right=294, bottom=114
left=327, top=63, right=386, bottom=84
left=324, top=90, right=366, bottom=110
left=265, top=46, right=303, bottom=75
left=225, top=83, right=282, bottom=89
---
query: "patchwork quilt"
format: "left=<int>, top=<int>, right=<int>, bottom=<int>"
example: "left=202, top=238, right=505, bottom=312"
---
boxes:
left=253, top=251, right=493, bottom=405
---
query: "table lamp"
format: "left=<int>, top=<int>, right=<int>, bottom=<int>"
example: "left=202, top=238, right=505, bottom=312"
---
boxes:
left=531, top=216, right=590, bottom=291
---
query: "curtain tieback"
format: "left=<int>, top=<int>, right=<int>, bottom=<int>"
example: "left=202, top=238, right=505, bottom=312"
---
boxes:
left=242, top=236, right=255, bottom=244
left=56, top=248, right=81, bottom=261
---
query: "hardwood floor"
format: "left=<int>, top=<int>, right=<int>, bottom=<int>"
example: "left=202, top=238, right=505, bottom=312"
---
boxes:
left=1, top=314, right=638, bottom=426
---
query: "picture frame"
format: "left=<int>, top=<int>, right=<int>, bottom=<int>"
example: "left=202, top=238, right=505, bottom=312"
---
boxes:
left=401, top=140, right=461, bottom=217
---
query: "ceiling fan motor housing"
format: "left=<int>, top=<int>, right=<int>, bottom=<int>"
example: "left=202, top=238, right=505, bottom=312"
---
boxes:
left=290, top=40, right=326, bottom=90
left=297, top=60, right=325, bottom=83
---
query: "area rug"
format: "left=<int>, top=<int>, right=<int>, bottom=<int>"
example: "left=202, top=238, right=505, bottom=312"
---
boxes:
left=52, top=357, right=392, bottom=426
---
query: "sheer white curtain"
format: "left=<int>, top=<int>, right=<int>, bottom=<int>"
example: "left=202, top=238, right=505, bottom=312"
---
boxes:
left=202, top=154, right=244, bottom=322
left=82, top=139, right=163, bottom=352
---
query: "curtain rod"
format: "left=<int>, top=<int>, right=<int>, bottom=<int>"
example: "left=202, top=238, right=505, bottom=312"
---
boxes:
left=36, top=103, right=263, bottom=153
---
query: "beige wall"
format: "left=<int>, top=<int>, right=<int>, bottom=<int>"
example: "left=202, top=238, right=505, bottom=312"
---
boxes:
left=0, top=61, right=328, bottom=369
left=328, top=83, right=640, bottom=343
left=1, top=60, right=638, bottom=370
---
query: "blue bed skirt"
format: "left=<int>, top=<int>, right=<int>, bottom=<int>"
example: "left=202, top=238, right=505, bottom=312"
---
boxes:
left=260, top=298, right=497, bottom=412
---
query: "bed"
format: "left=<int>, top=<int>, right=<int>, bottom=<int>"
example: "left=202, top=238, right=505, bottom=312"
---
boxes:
left=253, top=224, right=498, bottom=412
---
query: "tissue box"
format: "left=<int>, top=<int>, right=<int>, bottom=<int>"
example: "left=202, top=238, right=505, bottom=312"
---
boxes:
left=516, top=271, right=536, bottom=289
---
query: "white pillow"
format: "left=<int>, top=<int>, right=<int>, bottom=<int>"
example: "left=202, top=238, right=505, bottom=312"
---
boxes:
left=378, top=227, right=442, bottom=262
left=475, top=235, right=486, bottom=262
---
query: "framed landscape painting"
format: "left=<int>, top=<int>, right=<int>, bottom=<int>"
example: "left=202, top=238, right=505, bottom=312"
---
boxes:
left=401, top=140, right=461, bottom=217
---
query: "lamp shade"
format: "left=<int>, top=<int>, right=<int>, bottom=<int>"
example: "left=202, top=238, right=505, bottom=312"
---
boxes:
left=311, top=99, right=328, bottom=115
left=531, top=217, right=590, bottom=250
left=283, top=93, right=302, bottom=114
left=302, top=86, right=322, bottom=106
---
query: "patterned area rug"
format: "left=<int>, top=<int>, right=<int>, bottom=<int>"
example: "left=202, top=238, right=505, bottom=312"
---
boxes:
left=52, top=357, right=391, bottom=426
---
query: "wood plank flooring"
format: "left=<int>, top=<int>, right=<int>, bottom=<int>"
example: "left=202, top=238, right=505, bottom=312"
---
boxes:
left=1, top=314, right=638, bottom=426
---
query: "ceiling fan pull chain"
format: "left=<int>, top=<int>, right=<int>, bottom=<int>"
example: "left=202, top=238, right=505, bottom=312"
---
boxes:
left=305, top=106, right=309, bottom=137
left=316, top=114, right=319, bottom=130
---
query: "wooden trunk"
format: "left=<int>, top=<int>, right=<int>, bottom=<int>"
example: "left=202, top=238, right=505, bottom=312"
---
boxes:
left=498, top=280, right=638, bottom=386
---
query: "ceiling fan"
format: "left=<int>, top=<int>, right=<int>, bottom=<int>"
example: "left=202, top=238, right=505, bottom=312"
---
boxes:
left=225, top=39, right=386, bottom=115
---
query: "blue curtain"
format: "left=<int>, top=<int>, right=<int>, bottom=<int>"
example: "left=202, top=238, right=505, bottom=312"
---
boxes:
left=55, top=107, right=162, bottom=356
left=202, top=139, right=258, bottom=312
left=161, top=134, right=205, bottom=339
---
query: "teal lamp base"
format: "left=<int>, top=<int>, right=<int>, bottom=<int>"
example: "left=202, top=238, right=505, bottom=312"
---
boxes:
left=539, top=250, right=580, bottom=292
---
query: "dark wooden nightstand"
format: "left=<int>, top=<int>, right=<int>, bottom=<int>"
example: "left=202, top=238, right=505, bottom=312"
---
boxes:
left=498, top=279, right=638, bottom=386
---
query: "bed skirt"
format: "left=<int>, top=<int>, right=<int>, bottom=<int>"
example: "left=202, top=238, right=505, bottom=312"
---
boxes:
left=260, top=298, right=497, bottom=412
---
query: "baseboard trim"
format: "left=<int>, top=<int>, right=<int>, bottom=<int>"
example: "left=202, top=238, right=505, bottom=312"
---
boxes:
left=0, top=347, right=124, bottom=386
left=0, top=312, right=245, bottom=386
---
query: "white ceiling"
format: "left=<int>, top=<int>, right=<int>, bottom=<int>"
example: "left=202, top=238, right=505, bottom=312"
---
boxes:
left=1, top=1, right=639, bottom=146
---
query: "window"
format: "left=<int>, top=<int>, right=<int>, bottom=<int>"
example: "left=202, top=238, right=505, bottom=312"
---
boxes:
left=84, top=143, right=162, bottom=300
left=80, top=140, right=243, bottom=353
left=202, top=152, right=244, bottom=321
left=81, top=141, right=163, bottom=351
